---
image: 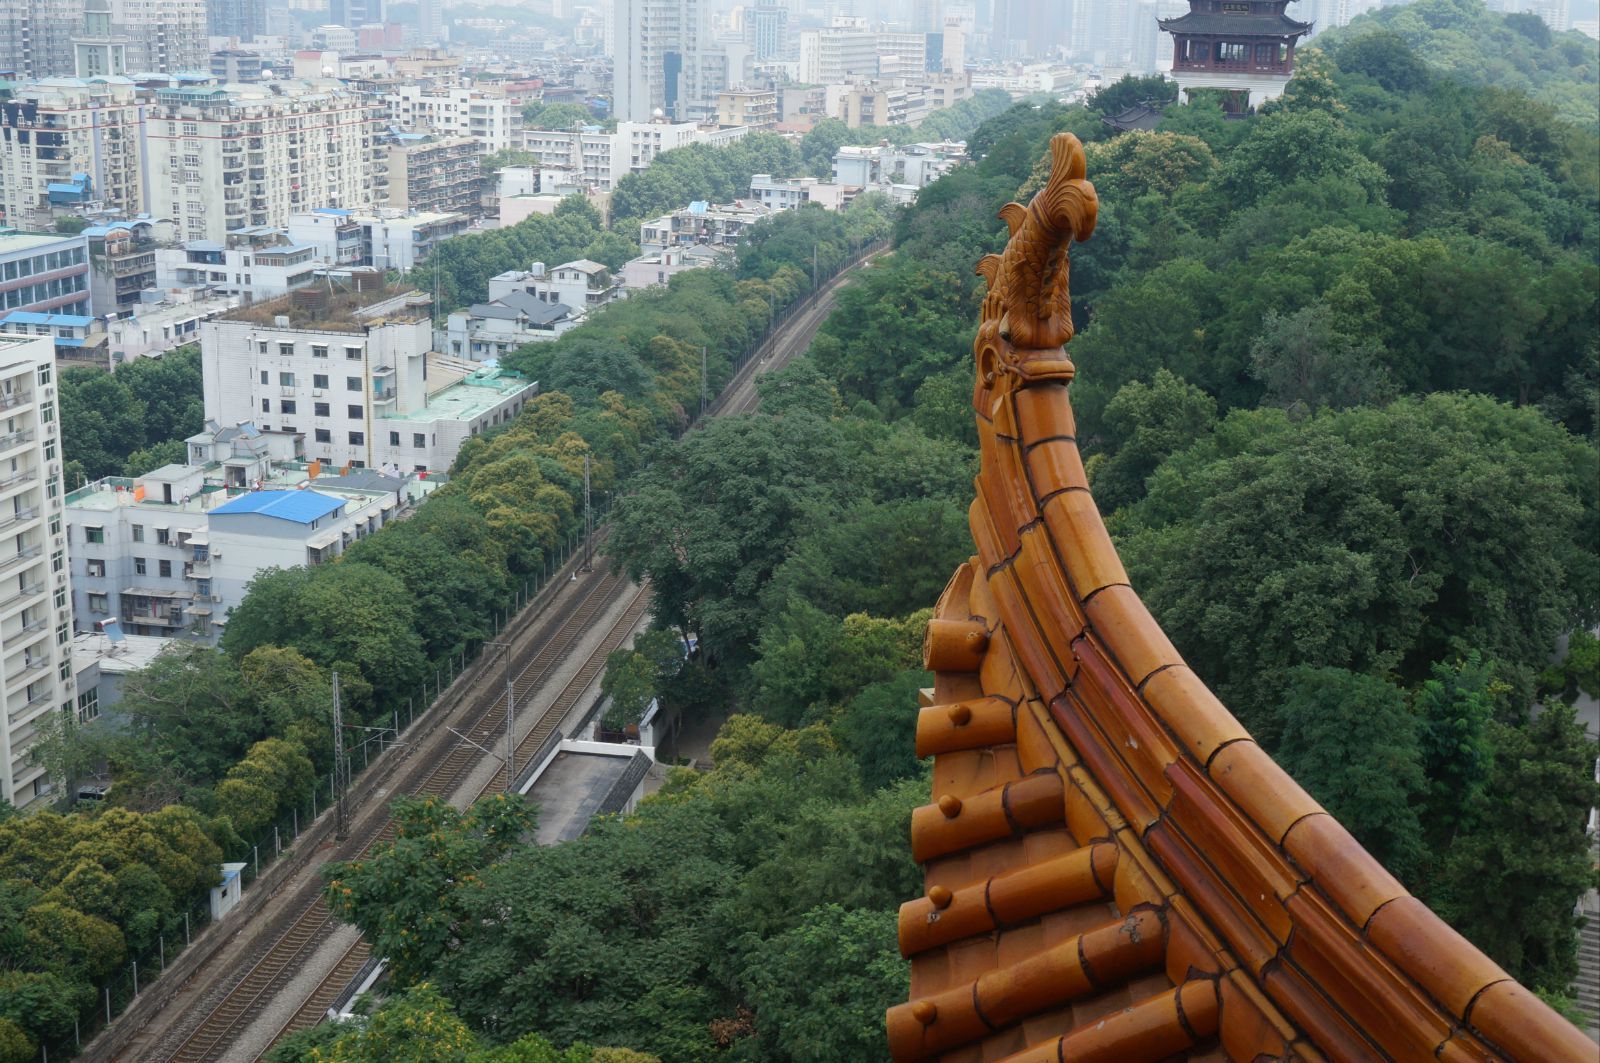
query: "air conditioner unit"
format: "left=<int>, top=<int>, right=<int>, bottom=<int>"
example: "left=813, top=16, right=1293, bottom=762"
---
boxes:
left=211, top=594, right=223, bottom=603
left=312, top=389, right=323, bottom=397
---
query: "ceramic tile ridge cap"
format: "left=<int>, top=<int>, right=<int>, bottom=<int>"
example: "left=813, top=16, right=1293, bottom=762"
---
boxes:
left=892, top=131, right=1593, bottom=1063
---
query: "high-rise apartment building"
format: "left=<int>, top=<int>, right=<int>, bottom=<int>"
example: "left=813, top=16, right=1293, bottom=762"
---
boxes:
left=0, top=335, right=78, bottom=810
left=0, top=77, right=148, bottom=228
left=0, top=0, right=79, bottom=79
left=417, top=0, right=442, bottom=42
left=613, top=0, right=720, bottom=122
left=384, top=84, right=524, bottom=152
left=208, top=0, right=266, bottom=39
left=108, top=0, right=208, bottom=73
left=328, top=0, right=381, bottom=30
left=383, top=134, right=482, bottom=214
left=144, top=80, right=381, bottom=243
left=73, top=0, right=128, bottom=77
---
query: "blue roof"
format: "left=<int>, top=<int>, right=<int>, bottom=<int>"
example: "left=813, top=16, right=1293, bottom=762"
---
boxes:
left=209, top=489, right=345, bottom=524
left=2, top=311, right=93, bottom=326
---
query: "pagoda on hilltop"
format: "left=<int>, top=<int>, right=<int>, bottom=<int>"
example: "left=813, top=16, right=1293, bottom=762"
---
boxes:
left=1160, top=0, right=1312, bottom=111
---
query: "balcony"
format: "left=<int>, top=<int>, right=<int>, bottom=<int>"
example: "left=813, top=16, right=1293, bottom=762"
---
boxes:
left=0, top=546, right=42, bottom=576
left=7, top=655, right=48, bottom=686
left=0, top=471, right=36, bottom=493
left=0, top=391, right=33, bottom=411
left=0, top=508, right=37, bottom=534
left=0, top=583, right=43, bottom=612
left=184, top=560, right=210, bottom=578
left=122, top=612, right=183, bottom=628
left=0, top=429, right=32, bottom=453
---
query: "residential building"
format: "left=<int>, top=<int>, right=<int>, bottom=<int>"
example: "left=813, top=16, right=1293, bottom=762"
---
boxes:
left=639, top=199, right=770, bottom=252
left=0, top=77, right=147, bottom=229
left=0, top=231, right=91, bottom=318
left=749, top=173, right=855, bottom=211
left=620, top=243, right=720, bottom=290
left=613, top=0, right=722, bottom=123
left=798, top=28, right=881, bottom=84
left=445, top=291, right=582, bottom=360
left=487, top=257, right=618, bottom=311
left=715, top=87, right=778, bottom=130
left=70, top=629, right=171, bottom=730
left=384, top=84, right=524, bottom=153
left=352, top=210, right=471, bottom=271
left=383, top=134, right=482, bottom=215
left=209, top=49, right=270, bottom=82
left=746, top=3, right=791, bottom=60
left=65, top=419, right=425, bottom=643
left=72, top=0, right=128, bottom=78
left=153, top=228, right=322, bottom=303
left=144, top=79, right=382, bottom=243
left=521, top=120, right=747, bottom=191
left=328, top=0, right=381, bottom=30
left=200, top=276, right=538, bottom=472
left=106, top=290, right=237, bottom=362
left=0, top=335, right=78, bottom=810
left=209, top=0, right=267, bottom=39
left=84, top=217, right=168, bottom=314
left=0, top=310, right=95, bottom=357
left=107, top=0, right=208, bottom=74
left=285, top=208, right=364, bottom=267
left=0, top=0, right=80, bottom=80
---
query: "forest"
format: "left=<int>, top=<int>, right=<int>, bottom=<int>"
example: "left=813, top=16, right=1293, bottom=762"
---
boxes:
left=281, top=7, right=1600, bottom=1062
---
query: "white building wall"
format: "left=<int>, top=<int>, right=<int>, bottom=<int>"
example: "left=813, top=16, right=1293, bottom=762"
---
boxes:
left=0, top=337, right=75, bottom=809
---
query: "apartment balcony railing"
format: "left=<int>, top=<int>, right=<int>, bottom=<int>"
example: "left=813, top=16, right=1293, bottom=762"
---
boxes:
left=0, top=391, right=33, bottom=411
left=0, top=508, right=37, bottom=534
left=0, top=471, right=37, bottom=492
left=0, top=546, right=43, bottom=576
left=0, top=429, right=33, bottom=453
left=0, top=583, right=43, bottom=612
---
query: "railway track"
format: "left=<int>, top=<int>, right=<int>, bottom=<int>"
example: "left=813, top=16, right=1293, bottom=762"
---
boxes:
left=118, top=246, right=883, bottom=1063
left=150, top=566, right=630, bottom=1063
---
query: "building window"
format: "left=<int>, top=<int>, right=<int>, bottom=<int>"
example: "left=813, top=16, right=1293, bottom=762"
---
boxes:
left=281, top=400, right=297, bottom=415
left=278, top=343, right=295, bottom=358
left=279, top=371, right=295, bottom=386
left=85, top=527, right=104, bottom=544
left=262, top=399, right=270, bottom=413
left=388, top=431, right=400, bottom=446
left=347, top=405, right=362, bottom=419
left=56, top=620, right=68, bottom=645
left=156, top=528, right=170, bottom=545
left=312, top=344, right=328, bottom=359
left=77, top=688, right=99, bottom=723
left=134, top=557, right=146, bottom=575
left=159, top=559, right=172, bottom=577
left=412, top=433, right=426, bottom=448
left=313, top=374, right=329, bottom=389
left=315, top=402, right=330, bottom=417
left=51, top=550, right=62, bottom=573
left=345, top=346, right=363, bottom=360
left=88, top=592, right=108, bottom=613
left=346, top=377, right=361, bottom=391
left=315, top=429, right=331, bottom=443
left=54, top=587, right=65, bottom=610
left=36, top=364, right=50, bottom=386
left=131, top=524, right=144, bottom=542
left=86, top=558, right=105, bottom=577
left=349, top=431, right=364, bottom=445
left=48, top=516, right=59, bottom=537
left=260, top=370, right=269, bottom=384
left=1218, top=42, right=1247, bottom=61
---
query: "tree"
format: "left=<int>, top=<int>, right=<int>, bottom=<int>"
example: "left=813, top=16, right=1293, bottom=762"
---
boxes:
left=121, top=439, right=188, bottom=476
left=1085, top=131, right=1217, bottom=203
left=53, top=216, right=88, bottom=234
left=1436, top=704, right=1600, bottom=992
left=215, top=738, right=315, bottom=838
left=1214, top=109, right=1388, bottom=210
left=830, top=671, right=928, bottom=792
left=1248, top=302, right=1394, bottom=413
left=58, top=370, right=146, bottom=480
left=737, top=905, right=907, bottom=1063
left=1412, top=653, right=1501, bottom=853
left=312, top=983, right=478, bottom=1063
left=1089, top=370, right=1217, bottom=513
left=1087, top=74, right=1179, bottom=115
left=1272, top=666, right=1428, bottom=883
left=600, top=628, right=683, bottom=730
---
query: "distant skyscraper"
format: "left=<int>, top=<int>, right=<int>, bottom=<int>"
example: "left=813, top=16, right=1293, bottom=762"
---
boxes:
left=613, top=0, right=717, bottom=123
left=109, top=0, right=208, bottom=72
left=0, top=0, right=79, bottom=78
left=329, top=0, right=382, bottom=29
left=418, top=0, right=443, bottom=41
left=748, top=2, right=790, bottom=60
left=208, top=0, right=266, bottom=40
left=913, top=0, right=941, bottom=32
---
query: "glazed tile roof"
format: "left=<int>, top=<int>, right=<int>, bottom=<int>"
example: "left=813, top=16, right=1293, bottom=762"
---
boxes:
left=1157, top=11, right=1312, bottom=36
left=887, top=133, right=1592, bottom=1063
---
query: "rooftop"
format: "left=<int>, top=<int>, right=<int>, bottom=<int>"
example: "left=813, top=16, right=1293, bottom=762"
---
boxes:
left=0, top=231, right=81, bottom=255
left=527, top=748, right=652, bottom=844
left=209, top=489, right=346, bottom=524
left=220, top=279, right=428, bottom=332
left=71, top=630, right=175, bottom=676
left=387, top=366, right=534, bottom=423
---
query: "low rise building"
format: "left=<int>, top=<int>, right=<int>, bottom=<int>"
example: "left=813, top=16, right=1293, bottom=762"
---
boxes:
left=200, top=276, right=537, bottom=472
left=520, top=121, right=749, bottom=192
left=0, top=230, right=91, bottom=318
left=639, top=200, right=771, bottom=253
left=154, top=229, right=323, bottom=303
left=715, top=87, right=778, bottom=130
left=65, top=420, right=425, bottom=642
left=108, top=292, right=239, bottom=363
left=385, top=84, right=524, bottom=152
left=84, top=218, right=171, bottom=314
left=620, top=244, right=722, bottom=291
left=0, top=311, right=95, bottom=358
left=488, top=258, right=618, bottom=311
left=285, top=209, right=470, bottom=271
left=748, top=173, right=855, bottom=212
left=445, top=291, right=581, bottom=360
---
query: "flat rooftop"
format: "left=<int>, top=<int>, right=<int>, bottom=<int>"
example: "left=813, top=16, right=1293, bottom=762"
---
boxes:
left=71, top=631, right=174, bottom=675
left=0, top=231, right=78, bottom=255
left=386, top=367, right=534, bottom=423
left=65, top=464, right=399, bottom=514
left=528, top=749, right=651, bottom=844
left=220, top=279, right=428, bottom=332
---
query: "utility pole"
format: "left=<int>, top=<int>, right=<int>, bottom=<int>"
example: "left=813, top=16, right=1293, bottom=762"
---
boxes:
left=700, top=345, right=708, bottom=419
left=332, top=671, right=347, bottom=841
left=483, top=640, right=516, bottom=792
left=812, top=243, right=818, bottom=290
left=581, top=453, right=593, bottom=573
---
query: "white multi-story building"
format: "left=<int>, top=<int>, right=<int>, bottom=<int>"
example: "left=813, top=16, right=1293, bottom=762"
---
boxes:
left=488, top=258, right=619, bottom=310
left=520, top=120, right=747, bottom=192
left=0, top=0, right=82, bottom=79
left=65, top=419, right=427, bottom=644
left=144, top=79, right=381, bottom=243
left=154, top=230, right=323, bottom=303
left=749, top=173, right=854, bottom=211
left=200, top=276, right=538, bottom=472
left=384, top=84, right=524, bottom=152
left=0, top=77, right=147, bottom=229
left=0, top=335, right=78, bottom=810
left=613, top=0, right=723, bottom=122
left=107, top=0, right=207, bottom=73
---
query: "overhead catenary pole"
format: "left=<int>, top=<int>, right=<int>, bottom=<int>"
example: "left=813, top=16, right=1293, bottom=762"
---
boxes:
left=581, top=453, right=593, bottom=573
left=700, top=345, right=708, bottom=419
left=332, top=671, right=347, bottom=841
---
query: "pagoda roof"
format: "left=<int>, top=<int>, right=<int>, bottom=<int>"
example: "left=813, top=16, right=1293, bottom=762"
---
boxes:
left=1158, top=10, right=1312, bottom=36
left=885, top=133, right=1588, bottom=1063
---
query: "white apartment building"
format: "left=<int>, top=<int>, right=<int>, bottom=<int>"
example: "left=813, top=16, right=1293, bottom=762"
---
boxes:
left=749, top=174, right=854, bottom=211
left=106, top=0, right=208, bottom=74
left=200, top=277, right=538, bottom=472
left=798, top=28, right=927, bottom=83
left=445, top=291, right=582, bottom=360
left=521, top=120, right=747, bottom=192
left=144, top=79, right=381, bottom=243
left=0, top=0, right=79, bottom=79
left=65, top=420, right=424, bottom=644
left=488, top=258, right=619, bottom=310
left=0, top=335, right=78, bottom=810
left=613, top=0, right=723, bottom=122
left=384, top=84, right=524, bottom=153
left=0, top=77, right=147, bottom=229
left=154, top=230, right=323, bottom=303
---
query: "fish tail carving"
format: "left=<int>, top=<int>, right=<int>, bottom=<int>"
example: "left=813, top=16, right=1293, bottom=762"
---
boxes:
left=993, top=133, right=1098, bottom=354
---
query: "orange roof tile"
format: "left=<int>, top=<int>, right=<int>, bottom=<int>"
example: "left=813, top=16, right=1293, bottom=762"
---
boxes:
left=889, top=132, right=1593, bottom=1063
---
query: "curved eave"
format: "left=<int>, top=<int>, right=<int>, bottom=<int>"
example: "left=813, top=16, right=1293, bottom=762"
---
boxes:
left=888, top=372, right=1592, bottom=1062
